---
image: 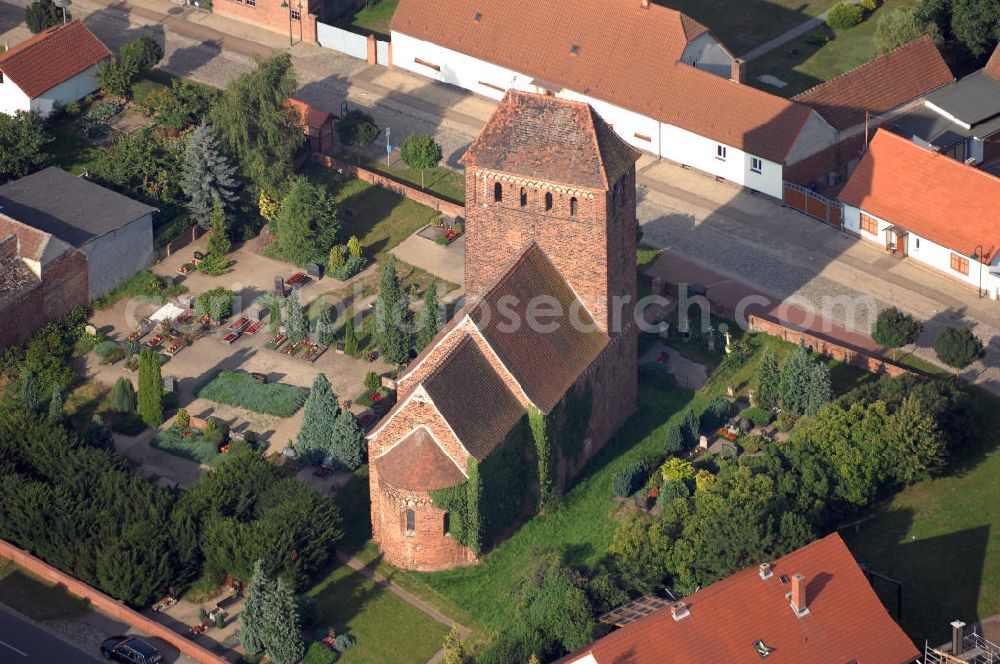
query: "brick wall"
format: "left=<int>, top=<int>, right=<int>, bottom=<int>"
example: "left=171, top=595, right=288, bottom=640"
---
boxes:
left=0, top=234, right=17, bottom=262
left=312, top=154, right=464, bottom=218
left=0, top=539, right=228, bottom=664
left=747, top=314, right=908, bottom=377
left=0, top=248, right=88, bottom=350
left=211, top=0, right=318, bottom=45
left=784, top=133, right=868, bottom=188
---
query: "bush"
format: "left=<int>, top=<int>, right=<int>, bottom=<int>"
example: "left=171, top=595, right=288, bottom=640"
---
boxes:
left=934, top=327, right=983, bottom=369
left=364, top=371, right=381, bottom=393
left=195, top=287, right=235, bottom=321
left=611, top=459, right=649, bottom=497
left=775, top=411, right=797, bottom=432
left=329, top=254, right=366, bottom=281
left=336, top=109, right=379, bottom=148
left=175, top=407, right=190, bottom=428
left=739, top=433, right=768, bottom=454
left=663, top=425, right=684, bottom=455
left=452, top=222, right=464, bottom=234
left=195, top=371, right=309, bottom=416
left=301, top=642, right=337, bottom=664
left=739, top=406, right=772, bottom=427
left=111, top=413, right=146, bottom=436
left=860, top=0, right=878, bottom=9
left=94, top=340, right=120, bottom=357
left=827, top=2, right=865, bottom=29
left=202, top=418, right=225, bottom=446
left=436, top=236, right=450, bottom=246
left=101, top=347, right=126, bottom=365
left=64, top=100, right=81, bottom=117
left=333, top=634, right=354, bottom=653
left=872, top=307, right=921, bottom=349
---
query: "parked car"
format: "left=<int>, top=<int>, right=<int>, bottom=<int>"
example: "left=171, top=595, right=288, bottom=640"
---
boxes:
left=100, top=636, right=162, bottom=664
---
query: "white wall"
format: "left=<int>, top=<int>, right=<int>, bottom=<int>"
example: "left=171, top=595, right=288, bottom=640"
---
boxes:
left=660, top=123, right=783, bottom=197
left=681, top=33, right=732, bottom=79
left=785, top=111, right=838, bottom=164
left=0, top=76, right=31, bottom=117
left=30, top=65, right=102, bottom=119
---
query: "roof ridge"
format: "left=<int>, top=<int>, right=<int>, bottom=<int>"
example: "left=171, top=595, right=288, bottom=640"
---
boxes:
left=0, top=21, right=77, bottom=64
left=793, top=35, right=942, bottom=101
left=876, top=128, right=1000, bottom=185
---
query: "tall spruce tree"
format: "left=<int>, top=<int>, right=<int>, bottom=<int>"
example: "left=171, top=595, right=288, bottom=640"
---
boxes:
left=206, top=202, right=232, bottom=259
left=285, top=290, right=307, bottom=342
left=754, top=348, right=780, bottom=409
left=778, top=343, right=831, bottom=416
left=375, top=255, right=410, bottom=365
left=329, top=410, right=367, bottom=470
left=298, top=374, right=340, bottom=462
left=181, top=122, right=240, bottom=228
left=416, top=280, right=442, bottom=352
left=137, top=348, right=164, bottom=427
left=315, top=306, right=336, bottom=346
left=47, top=385, right=64, bottom=425
left=20, top=370, right=41, bottom=412
left=343, top=318, right=359, bottom=357
left=239, top=560, right=270, bottom=656
left=263, top=577, right=304, bottom=664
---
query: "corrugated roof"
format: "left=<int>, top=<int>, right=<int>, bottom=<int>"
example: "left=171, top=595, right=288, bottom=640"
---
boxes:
left=560, top=533, right=919, bottom=664
left=470, top=244, right=608, bottom=413
left=374, top=427, right=466, bottom=491
left=793, top=36, right=953, bottom=131
left=391, top=0, right=816, bottom=163
left=839, top=129, right=1000, bottom=262
left=462, top=90, right=640, bottom=190
left=423, top=335, right=525, bottom=460
left=0, top=21, right=110, bottom=99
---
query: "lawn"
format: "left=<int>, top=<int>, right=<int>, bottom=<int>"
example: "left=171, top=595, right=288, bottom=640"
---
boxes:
left=338, top=0, right=398, bottom=39
left=0, top=560, right=91, bottom=621
left=195, top=371, right=309, bottom=417
left=658, top=0, right=837, bottom=56
left=747, top=0, right=920, bottom=97
left=339, top=150, right=466, bottom=205
left=306, top=561, right=448, bottom=664
left=46, top=124, right=102, bottom=175
left=303, top=164, right=441, bottom=261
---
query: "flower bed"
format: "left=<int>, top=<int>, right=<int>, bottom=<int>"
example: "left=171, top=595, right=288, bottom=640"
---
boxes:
left=716, top=427, right=738, bottom=442
left=357, top=387, right=396, bottom=409
left=194, top=371, right=308, bottom=417
left=265, top=334, right=287, bottom=350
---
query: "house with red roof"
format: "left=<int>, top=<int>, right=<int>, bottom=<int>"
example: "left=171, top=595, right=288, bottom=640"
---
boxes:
left=559, top=532, right=919, bottom=664
left=839, top=129, right=1000, bottom=298
left=388, top=0, right=839, bottom=199
left=0, top=21, right=111, bottom=119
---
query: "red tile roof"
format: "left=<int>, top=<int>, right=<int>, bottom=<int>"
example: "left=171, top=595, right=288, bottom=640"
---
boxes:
left=462, top=90, right=640, bottom=190
left=287, top=98, right=333, bottom=132
left=839, top=129, right=1000, bottom=262
left=987, top=43, right=1000, bottom=80
left=793, top=36, right=953, bottom=131
left=391, top=0, right=816, bottom=163
left=0, top=21, right=111, bottom=99
left=470, top=243, right=608, bottom=413
left=374, top=427, right=465, bottom=491
left=561, top=533, right=919, bottom=664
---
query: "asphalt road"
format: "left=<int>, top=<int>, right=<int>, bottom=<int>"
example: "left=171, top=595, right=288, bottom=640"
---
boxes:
left=0, top=604, right=102, bottom=663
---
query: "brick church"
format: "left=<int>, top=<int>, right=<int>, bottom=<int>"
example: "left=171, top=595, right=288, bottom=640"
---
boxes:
left=367, top=90, right=640, bottom=571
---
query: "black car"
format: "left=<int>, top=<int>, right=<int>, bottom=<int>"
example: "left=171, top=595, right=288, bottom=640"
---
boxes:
left=100, top=636, right=163, bottom=664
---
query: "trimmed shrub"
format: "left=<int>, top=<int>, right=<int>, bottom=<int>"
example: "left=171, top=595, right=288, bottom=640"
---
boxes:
left=195, top=371, right=309, bottom=416
left=934, top=327, right=984, bottom=369
left=776, top=411, right=797, bottom=432
left=301, top=643, right=337, bottom=664
left=329, top=254, right=366, bottom=281
left=333, top=634, right=354, bottom=654
left=336, top=110, right=379, bottom=148
left=663, top=425, right=684, bottom=455
left=111, top=377, right=137, bottom=414
left=739, top=406, right=773, bottom=427
left=682, top=408, right=700, bottom=444
left=364, top=371, right=381, bottom=393
left=827, top=2, right=864, bottom=29
left=111, top=413, right=145, bottom=436
left=94, top=340, right=120, bottom=357
left=872, top=307, right=921, bottom=348
left=611, top=459, right=649, bottom=497
left=175, top=407, right=190, bottom=429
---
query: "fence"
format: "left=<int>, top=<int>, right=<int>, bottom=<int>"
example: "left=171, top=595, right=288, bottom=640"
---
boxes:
left=312, top=153, right=465, bottom=218
left=0, top=539, right=229, bottom=664
left=783, top=181, right=842, bottom=228
left=316, top=22, right=369, bottom=59
left=157, top=225, right=204, bottom=261
left=376, top=39, right=390, bottom=66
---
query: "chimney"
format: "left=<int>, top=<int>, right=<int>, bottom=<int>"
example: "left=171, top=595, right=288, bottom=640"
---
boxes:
left=759, top=563, right=772, bottom=580
left=640, top=0, right=649, bottom=7
left=0, top=234, right=18, bottom=262
left=790, top=574, right=807, bottom=614
left=730, top=58, right=746, bottom=84
left=951, top=621, right=966, bottom=655
left=670, top=601, right=689, bottom=621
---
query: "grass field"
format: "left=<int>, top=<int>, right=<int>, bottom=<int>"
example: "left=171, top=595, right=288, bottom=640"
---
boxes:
left=0, top=560, right=91, bottom=621
left=338, top=0, right=398, bottom=38
left=339, top=150, right=466, bottom=205
left=747, top=0, right=920, bottom=97
left=303, top=164, right=441, bottom=261
left=307, top=561, right=448, bottom=664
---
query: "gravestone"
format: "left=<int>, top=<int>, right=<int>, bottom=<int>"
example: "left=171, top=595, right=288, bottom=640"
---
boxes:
left=274, top=276, right=285, bottom=296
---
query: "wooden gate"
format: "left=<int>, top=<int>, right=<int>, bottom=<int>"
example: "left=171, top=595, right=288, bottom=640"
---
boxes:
left=783, top=181, right=842, bottom=228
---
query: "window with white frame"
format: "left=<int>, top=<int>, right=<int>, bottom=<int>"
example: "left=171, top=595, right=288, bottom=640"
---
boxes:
left=716, top=145, right=726, bottom=161
left=750, top=157, right=762, bottom=173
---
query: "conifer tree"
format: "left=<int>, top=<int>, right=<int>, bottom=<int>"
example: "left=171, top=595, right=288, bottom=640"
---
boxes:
left=416, top=280, right=442, bottom=352
left=47, top=385, right=64, bottom=425
left=263, top=577, right=304, bottom=664
left=298, top=374, right=340, bottom=462
left=375, top=255, right=410, bottom=365
left=137, top=348, right=164, bottom=427
left=343, top=318, right=359, bottom=357
left=181, top=122, right=240, bottom=228
left=83, top=414, right=114, bottom=449
left=239, top=560, right=270, bottom=656
left=315, top=306, right=336, bottom=346
left=778, top=343, right=831, bottom=416
left=20, top=369, right=41, bottom=412
left=754, top=348, right=780, bottom=409
left=206, top=202, right=232, bottom=259
left=285, top=290, right=307, bottom=342
left=329, top=410, right=367, bottom=470
left=111, top=376, right=137, bottom=414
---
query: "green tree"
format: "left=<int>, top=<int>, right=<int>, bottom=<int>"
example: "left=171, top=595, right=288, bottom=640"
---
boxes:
left=891, top=392, right=947, bottom=483
left=20, top=370, right=41, bottom=412
left=263, top=577, right=304, bottom=664
left=934, top=326, right=983, bottom=368
left=442, top=625, right=470, bottom=664
left=347, top=236, right=363, bottom=259
left=778, top=344, right=831, bottom=416
left=827, top=2, right=865, bottom=29
left=400, top=134, right=443, bottom=189
left=111, top=376, right=138, bottom=413
left=298, top=374, right=340, bottom=462
left=329, top=410, right=367, bottom=470
left=285, top=290, right=307, bottom=342
left=239, top=560, right=270, bottom=656
left=47, top=385, right=64, bottom=425
left=0, top=111, right=50, bottom=185
left=951, top=0, right=1000, bottom=56
left=272, top=177, right=341, bottom=266
left=375, top=255, right=411, bottom=365
left=83, top=415, right=114, bottom=450
left=343, top=318, right=359, bottom=357
left=416, top=280, right=443, bottom=352
left=754, top=348, right=780, bottom=409
left=335, top=110, right=380, bottom=151
left=872, top=307, right=921, bottom=351
left=137, top=348, right=164, bottom=427
left=24, top=0, right=64, bottom=33
left=97, top=57, right=139, bottom=99
left=195, top=287, right=235, bottom=320
left=875, top=6, right=943, bottom=55
left=198, top=202, right=231, bottom=276
left=607, top=512, right=672, bottom=594
left=209, top=53, right=302, bottom=195
left=315, top=306, right=336, bottom=346
left=119, top=36, right=163, bottom=73
left=89, top=126, right=186, bottom=206
left=181, top=122, right=240, bottom=228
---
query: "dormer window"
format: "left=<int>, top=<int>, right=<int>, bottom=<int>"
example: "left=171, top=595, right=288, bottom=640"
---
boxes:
left=545, top=192, right=553, bottom=211
left=493, top=182, right=503, bottom=202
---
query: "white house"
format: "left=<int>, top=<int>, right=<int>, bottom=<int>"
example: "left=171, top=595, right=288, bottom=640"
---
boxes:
left=388, top=0, right=837, bottom=199
left=0, top=21, right=111, bottom=119
left=839, top=129, right=1000, bottom=298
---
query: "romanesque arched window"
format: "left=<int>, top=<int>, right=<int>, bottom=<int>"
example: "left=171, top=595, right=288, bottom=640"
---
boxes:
left=570, top=197, right=578, bottom=216
left=443, top=512, right=451, bottom=535
left=405, top=509, right=415, bottom=535
left=494, top=182, right=503, bottom=202
left=545, top=191, right=553, bottom=211
left=520, top=187, right=527, bottom=207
